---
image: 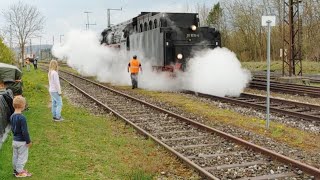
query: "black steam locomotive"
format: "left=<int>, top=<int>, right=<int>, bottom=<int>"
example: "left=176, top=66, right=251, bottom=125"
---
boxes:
left=101, top=12, right=221, bottom=71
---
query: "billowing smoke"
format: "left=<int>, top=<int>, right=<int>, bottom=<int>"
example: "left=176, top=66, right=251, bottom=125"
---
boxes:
left=52, top=30, right=251, bottom=97
left=184, top=48, right=251, bottom=97
left=52, top=30, right=130, bottom=85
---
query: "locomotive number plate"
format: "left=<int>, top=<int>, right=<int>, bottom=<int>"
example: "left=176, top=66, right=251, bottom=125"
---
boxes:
left=186, top=34, right=200, bottom=38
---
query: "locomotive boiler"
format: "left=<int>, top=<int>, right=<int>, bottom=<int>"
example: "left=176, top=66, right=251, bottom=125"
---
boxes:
left=101, top=12, right=221, bottom=71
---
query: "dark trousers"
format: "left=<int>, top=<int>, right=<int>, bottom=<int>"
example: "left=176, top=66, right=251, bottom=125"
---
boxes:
left=130, top=73, right=138, bottom=89
left=34, top=64, right=37, bottom=69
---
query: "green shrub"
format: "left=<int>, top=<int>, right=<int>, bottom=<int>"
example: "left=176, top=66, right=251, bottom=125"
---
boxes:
left=0, top=38, right=15, bottom=64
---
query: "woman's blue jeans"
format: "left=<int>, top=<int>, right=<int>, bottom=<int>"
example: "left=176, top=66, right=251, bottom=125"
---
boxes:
left=50, top=92, right=63, bottom=119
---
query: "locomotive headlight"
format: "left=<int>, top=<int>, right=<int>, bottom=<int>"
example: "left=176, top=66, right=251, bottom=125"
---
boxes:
left=191, top=25, right=197, bottom=31
left=177, top=54, right=183, bottom=59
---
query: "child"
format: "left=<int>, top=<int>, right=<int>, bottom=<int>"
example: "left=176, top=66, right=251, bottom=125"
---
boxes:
left=25, top=58, right=30, bottom=72
left=10, top=96, right=32, bottom=177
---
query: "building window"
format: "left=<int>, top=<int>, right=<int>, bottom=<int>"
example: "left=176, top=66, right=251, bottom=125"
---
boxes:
left=140, top=24, right=143, bottom=32
left=149, top=21, right=153, bottom=30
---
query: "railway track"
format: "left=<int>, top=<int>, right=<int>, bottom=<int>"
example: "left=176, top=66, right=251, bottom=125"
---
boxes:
left=250, top=78, right=320, bottom=98
left=253, top=74, right=320, bottom=84
left=183, top=91, right=320, bottom=123
left=46, top=68, right=320, bottom=179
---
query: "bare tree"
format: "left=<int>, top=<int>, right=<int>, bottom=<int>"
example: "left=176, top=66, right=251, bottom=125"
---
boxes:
left=183, top=0, right=192, bottom=12
left=2, top=1, right=45, bottom=67
left=195, top=3, right=210, bottom=26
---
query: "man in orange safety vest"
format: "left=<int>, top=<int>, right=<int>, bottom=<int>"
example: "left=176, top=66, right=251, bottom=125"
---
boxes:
left=128, top=55, right=142, bottom=89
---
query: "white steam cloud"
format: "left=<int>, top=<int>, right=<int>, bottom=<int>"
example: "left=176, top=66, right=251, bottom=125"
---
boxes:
left=184, top=48, right=251, bottom=97
left=52, top=30, right=251, bottom=97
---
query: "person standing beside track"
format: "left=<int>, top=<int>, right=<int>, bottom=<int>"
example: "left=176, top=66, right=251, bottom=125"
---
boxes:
left=48, top=60, right=63, bottom=121
left=128, top=55, right=142, bottom=89
left=33, top=57, right=38, bottom=70
left=25, top=58, right=30, bottom=72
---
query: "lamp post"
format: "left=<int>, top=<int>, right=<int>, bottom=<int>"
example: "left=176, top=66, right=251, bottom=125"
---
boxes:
left=39, top=36, right=42, bottom=60
left=262, top=16, right=276, bottom=129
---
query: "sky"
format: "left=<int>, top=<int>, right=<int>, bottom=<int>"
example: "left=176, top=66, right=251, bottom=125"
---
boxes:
left=0, top=0, right=218, bottom=46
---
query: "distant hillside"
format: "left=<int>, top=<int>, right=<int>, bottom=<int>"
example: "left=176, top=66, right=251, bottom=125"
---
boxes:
left=13, top=44, right=52, bottom=58
left=14, top=44, right=52, bottom=53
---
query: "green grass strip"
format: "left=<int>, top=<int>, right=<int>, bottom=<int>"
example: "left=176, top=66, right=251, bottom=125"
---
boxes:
left=0, top=68, right=188, bottom=180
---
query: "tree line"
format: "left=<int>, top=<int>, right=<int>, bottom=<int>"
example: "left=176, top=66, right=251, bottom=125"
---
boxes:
left=0, top=37, right=15, bottom=64
left=195, top=0, right=320, bottom=62
left=0, top=2, right=44, bottom=66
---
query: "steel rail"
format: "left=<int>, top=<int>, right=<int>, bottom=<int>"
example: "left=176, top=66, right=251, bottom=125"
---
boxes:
left=253, top=74, right=320, bottom=84
left=241, top=93, right=320, bottom=111
left=250, top=79, right=320, bottom=98
left=252, top=78, right=320, bottom=91
left=183, top=90, right=320, bottom=122
left=55, top=69, right=320, bottom=178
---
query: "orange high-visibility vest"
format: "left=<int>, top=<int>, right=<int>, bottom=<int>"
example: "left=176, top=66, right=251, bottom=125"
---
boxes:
left=129, top=59, right=140, bottom=73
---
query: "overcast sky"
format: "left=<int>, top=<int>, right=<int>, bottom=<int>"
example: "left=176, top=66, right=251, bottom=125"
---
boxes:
left=0, top=0, right=218, bottom=46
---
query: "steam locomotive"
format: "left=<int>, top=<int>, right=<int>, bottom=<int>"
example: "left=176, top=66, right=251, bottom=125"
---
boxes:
left=101, top=12, right=221, bottom=71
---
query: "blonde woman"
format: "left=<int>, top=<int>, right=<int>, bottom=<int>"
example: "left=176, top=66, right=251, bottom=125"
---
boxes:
left=48, top=60, right=63, bottom=121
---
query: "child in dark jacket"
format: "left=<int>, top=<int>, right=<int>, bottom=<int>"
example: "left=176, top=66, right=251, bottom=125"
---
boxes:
left=10, top=96, right=32, bottom=177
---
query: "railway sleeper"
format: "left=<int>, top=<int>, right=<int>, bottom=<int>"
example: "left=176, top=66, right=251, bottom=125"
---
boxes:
left=289, top=108, right=312, bottom=113
left=236, top=172, right=297, bottom=180
left=135, top=120, right=178, bottom=126
left=187, top=151, right=245, bottom=159
left=276, top=105, right=297, bottom=109
left=205, top=160, right=268, bottom=171
left=153, top=130, right=196, bottom=136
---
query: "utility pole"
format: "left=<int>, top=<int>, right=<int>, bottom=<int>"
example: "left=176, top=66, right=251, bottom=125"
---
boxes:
left=9, top=25, right=12, bottom=50
left=282, top=0, right=303, bottom=76
left=30, top=39, right=32, bottom=57
left=84, top=11, right=96, bottom=30
left=60, top=34, right=64, bottom=44
left=39, top=36, right=42, bottom=60
left=51, top=36, right=54, bottom=59
left=107, top=8, right=122, bottom=28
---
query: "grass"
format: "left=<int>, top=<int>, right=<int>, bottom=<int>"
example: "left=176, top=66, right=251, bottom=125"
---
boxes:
left=241, top=60, right=320, bottom=75
left=0, top=68, right=195, bottom=179
left=117, top=87, right=320, bottom=152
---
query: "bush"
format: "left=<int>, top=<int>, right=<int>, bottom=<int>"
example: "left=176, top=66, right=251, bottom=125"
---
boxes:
left=0, top=38, right=15, bottom=64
